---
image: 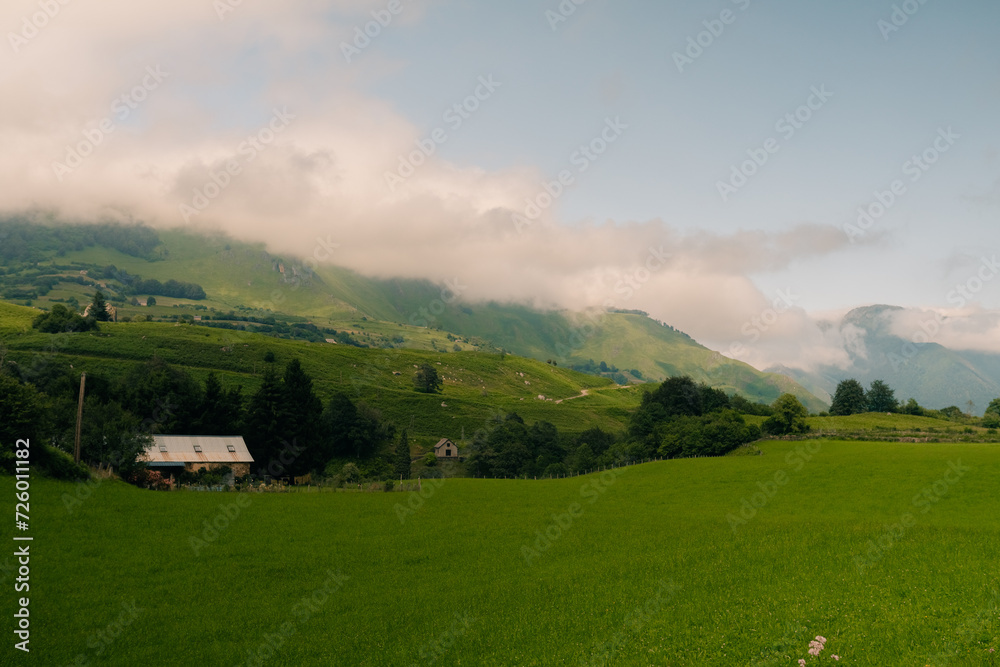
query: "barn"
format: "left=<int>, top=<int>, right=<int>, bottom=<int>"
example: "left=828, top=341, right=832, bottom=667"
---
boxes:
left=433, top=438, right=460, bottom=460
left=143, top=435, right=254, bottom=482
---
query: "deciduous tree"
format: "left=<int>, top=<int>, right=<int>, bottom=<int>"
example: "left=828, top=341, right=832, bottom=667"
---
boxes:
left=830, top=379, right=866, bottom=416
left=414, top=363, right=442, bottom=394
left=867, top=380, right=898, bottom=413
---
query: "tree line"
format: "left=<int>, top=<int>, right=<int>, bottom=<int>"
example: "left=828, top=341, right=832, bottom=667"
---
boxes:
left=100, top=265, right=206, bottom=300
left=0, top=353, right=396, bottom=482
left=0, top=218, right=162, bottom=264
left=827, top=378, right=1000, bottom=423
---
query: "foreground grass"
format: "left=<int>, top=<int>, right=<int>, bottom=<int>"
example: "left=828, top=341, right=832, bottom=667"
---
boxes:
left=4, top=440, right=999, bottom=665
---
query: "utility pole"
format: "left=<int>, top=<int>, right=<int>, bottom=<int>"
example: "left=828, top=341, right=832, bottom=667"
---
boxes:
left=74, top=373, right=86, bottom=463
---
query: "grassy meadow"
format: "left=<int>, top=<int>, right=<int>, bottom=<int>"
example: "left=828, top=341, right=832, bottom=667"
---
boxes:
left=6, top=439, right=999, bottom=665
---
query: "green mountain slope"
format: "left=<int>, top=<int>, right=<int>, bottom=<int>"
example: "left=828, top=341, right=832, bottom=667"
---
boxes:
left=0, top=222, right=826, bottom=410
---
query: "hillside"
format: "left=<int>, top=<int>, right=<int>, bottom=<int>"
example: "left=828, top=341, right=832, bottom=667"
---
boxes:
left=0, top=220, right=826, bottom=410
left=0, top=302, right=637, bottom=449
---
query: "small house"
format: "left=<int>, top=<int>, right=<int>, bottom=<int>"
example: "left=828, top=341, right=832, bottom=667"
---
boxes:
left=143, top=435, right=253, bottom=482
left=433, top=438, right=459, bottom=460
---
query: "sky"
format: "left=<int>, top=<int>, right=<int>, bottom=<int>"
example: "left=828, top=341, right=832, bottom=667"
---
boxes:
left=1, top=0, right=999, bottom=370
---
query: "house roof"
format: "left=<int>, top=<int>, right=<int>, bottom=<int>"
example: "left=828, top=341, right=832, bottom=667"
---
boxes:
left=434, top=438, right=455, bottom=451
left=143, top=435, right=253, bottom=464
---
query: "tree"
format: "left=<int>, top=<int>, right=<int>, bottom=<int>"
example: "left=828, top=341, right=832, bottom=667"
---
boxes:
left=466, top=413, right=530, bottom=478
left=414, top=363, right=442, bottom=394
left=348, top=402, right=395, bottom=459
left=341, top=462, right=361, bottom=484
left=649, top=376, right=704, bottom=417
left=281, top=359, right=322, bottom=474
left=320, top=392, right=358, bottom=459
left=866, top=380, right=898, bottom=413
left=117, top=357, right=202, bottom=433
left=146, top=296, right=156, bottom=306
left=763, top=394, right=810, bottom=435
left=32, top=304, right=97, bottom=333
left=901, top=398, right=924, bottom=416
left=0, top=373, right=44, bottom=473
left=982, top=398, right=1000, bottom=428
left=394, top=430, right=411, bottom=480
left=830, top=379, right=867, bottom=416
left=244, top=368, right=285, bottom=470
left=194, top=373, right=243, bottom=435
left=939, top=406, right=964, bottom=421
left=79, top=398, right=152, bottom=474
left=572, top=443, right=595, bottom=473
left=699, top=385, right=731, bottom=413
left=90, top=290, right=111, bottom=321
left=658, top=410, right=756, bottom=458
left=731, top=394, right=774, bottom=416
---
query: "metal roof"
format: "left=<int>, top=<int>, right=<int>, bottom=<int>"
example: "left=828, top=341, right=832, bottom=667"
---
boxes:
left=143, top=436, right=254, bottom=464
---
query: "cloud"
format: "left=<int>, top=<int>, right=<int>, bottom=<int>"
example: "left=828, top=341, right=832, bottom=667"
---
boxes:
left=0, top=0, right=881, bottom=373
left=888, top=306, right=1000, bottom=355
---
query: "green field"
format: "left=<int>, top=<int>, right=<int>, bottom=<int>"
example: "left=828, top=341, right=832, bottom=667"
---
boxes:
left=6, top=439, right=998, bottom=665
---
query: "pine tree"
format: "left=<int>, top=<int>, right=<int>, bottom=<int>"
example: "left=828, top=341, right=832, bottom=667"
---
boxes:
left=90, top=290, right=111, bottom=321
left=245, top=368, right=284, bottom=471
left=281, top=359, right=322, bottom=474
left=320, top=392, right=358, bottom=460
left=394, top=429, right=411, bottom=480
left=195, top=373, right=243, bottom=435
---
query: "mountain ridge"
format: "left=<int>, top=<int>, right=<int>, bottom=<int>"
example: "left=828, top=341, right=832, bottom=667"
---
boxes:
left=0, top=220, right=828, bottom=409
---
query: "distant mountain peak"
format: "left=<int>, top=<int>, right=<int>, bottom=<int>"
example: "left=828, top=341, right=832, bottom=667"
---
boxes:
left=841, top=304, right=903, bottom=335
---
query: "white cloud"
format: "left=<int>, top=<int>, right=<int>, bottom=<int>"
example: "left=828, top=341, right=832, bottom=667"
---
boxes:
left=0, top=0, right=896, bottom=373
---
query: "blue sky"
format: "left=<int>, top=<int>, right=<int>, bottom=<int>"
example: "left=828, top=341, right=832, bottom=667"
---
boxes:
left=2, top=0, right=999, bottom=368
left=359, top=0, right=1000, bottom=310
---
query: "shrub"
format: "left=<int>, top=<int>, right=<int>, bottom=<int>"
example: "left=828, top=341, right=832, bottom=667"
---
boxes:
left=124, top=467, right=170, bottom=490
left=544, top=462, right=568, bottom=477
left=342, top=462, right=361, bottom=484
left=34, top=445, right=90, bottom=481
